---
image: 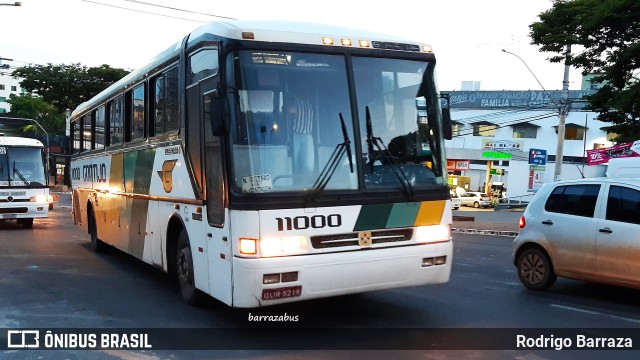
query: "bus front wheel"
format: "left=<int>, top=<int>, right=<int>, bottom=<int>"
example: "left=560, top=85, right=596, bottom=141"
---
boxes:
left=18, top=218, right=33, bottom=228
left=177, top=229, right=204, bottom=306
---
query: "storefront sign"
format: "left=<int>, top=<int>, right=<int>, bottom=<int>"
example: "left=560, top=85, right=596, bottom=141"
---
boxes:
left=482, top=139, right=524, bottom=152
left=481, top=151, right=512, bottom=159
left=446, top=160, right=470, bottom=171
left=528, top=165, right=545, bottom=192
left=529, top=148, right=547, bottom=165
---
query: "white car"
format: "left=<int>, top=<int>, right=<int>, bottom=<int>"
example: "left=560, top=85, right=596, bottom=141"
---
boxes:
left=459, top=192, right=492, bottom=208
left=513, top=177, right=640, bottom=291
left=450, top=191, right=460, bottom=210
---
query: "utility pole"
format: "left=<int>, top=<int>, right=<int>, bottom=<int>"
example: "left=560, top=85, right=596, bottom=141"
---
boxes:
left=553, top=44, right=572, bottom=182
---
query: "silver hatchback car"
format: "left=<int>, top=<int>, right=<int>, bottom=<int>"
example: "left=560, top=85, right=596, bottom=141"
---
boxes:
left=459, top=192, right=492, bottom=208
left=513, top=177, right=640, bottom=290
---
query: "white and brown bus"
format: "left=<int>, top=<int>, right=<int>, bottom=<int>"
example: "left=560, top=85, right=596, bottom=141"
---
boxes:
left=70, top=20, right=454, bottom=308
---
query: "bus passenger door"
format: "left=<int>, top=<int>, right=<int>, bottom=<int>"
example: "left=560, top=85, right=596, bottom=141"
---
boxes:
left=202, top=90, right=232, bottom=305
left=185, top=45, right=232, bottom=304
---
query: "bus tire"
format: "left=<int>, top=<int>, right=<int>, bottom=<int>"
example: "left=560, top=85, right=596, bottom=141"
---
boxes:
left=177, top=229, right=204, bottom=306
left=89, top=211, right=106, bottom=253
left=19, top=218, right=34, bottom=228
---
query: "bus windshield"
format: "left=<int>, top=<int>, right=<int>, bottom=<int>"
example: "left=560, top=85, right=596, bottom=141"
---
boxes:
left=227, top=50, right=444, bottom=195
left=0, top=146, right=47, bottom=187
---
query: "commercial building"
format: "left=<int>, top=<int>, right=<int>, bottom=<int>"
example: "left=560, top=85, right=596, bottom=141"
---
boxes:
left=443, top=89, right=613, bottom=199
left=0, top=61, right=24, bottom=114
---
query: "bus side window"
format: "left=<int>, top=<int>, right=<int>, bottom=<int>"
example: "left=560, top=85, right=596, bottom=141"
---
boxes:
left=165, top=67, right=179, bottom=133
left=124, top=91, right=132, bottom=143
left=188, top=49, right=218, bottom=85
left=108, top=96, right=124, bottom=146
left=73, top=121, right=81, bottom=154
left=82, top=115, right=91, bottom=152
left=152, top=66, right=179, bottom=136
left=94, top=105, right=106, bottom=150
left=131, top=84, right=146, bottom=141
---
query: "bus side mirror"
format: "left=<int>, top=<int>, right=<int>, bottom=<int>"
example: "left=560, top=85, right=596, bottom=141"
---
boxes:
left=442, top=107, right=453, bottom=140
left=208, top=91, right=227, bottom=136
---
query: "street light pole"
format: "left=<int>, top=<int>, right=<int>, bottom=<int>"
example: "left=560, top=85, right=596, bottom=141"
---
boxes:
left=554, top=44, right=572, bottom=181
left=0, top=2, right=21, bottom=6
left=502, top=46, right=572, bottom=181
left=501, top=49, right=553, bottom=99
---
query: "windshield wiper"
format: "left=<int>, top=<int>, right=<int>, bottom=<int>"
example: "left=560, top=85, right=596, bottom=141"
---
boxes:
left=365, top=106, right=414, bottom=197
left=12, top=160, right=30, bottom=186
left=306, top=113, right=354, bottom=201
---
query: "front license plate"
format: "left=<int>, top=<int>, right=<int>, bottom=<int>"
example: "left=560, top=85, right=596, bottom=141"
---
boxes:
left=0, top=214, right=17, bottom=219
left=262, top=285, right=302, bottom=301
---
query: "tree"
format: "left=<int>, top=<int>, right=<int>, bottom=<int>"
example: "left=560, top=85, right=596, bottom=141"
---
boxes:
left=529, top=0, right=640, bottom=143
left=7, top=93, right=65, bottom=135
left=13, top=63, right=129, bottom=114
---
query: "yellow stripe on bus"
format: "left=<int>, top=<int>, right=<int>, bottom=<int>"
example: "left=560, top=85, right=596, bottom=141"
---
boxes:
left=414, top=200, right=445, bottom=226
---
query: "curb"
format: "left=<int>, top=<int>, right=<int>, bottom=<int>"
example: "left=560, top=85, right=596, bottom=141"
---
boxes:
left=452, top=228, right=519, bottom=237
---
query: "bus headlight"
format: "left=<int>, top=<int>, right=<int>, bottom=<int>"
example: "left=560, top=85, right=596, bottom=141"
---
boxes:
left=260, top=236, right=308, bottom=257
left=415, top=225, right=450, bottom=243
left=239, top=238, right=257, bottom=255
left=30, top=195, right=49, bottom=203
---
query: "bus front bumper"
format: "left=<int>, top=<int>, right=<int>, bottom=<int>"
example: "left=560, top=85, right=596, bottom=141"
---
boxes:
left=0, top=202, right=49, bottom=220
left=231, top=241, right=452, bottom=308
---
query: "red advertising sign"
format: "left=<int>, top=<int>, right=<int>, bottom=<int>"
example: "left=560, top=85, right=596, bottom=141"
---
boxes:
left=446, top=160, right=470, bottom=171
left=586, top=141, right=640, bottom=166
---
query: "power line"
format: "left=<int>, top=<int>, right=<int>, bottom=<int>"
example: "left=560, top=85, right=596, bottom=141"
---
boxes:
left=124, top=0, right=235, bottom=20
left=79, top=0, right=206, bottom=23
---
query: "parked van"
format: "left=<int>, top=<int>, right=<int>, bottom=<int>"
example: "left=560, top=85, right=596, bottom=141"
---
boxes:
left=606, top=158, right=640, bottom=178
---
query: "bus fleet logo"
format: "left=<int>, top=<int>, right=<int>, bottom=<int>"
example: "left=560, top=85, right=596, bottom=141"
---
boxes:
left=7, top=330, right=39, bottom=348
left=71, top=163, right=107, bottom=183
left=157, top=160, right=178, bottom=193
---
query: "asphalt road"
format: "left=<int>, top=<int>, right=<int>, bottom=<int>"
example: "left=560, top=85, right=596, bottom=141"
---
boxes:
left=1, top=203, right=640, bottom=359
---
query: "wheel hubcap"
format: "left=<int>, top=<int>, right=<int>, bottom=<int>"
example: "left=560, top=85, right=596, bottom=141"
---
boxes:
left=177, top=250, right=190, bottom=284
left=521, top=253, right=545, bottom=284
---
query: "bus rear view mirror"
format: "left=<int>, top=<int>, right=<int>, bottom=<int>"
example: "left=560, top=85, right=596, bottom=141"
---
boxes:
left=442, top=107, right=453, bottom=140
left=208, top=93, right=227, bottom=136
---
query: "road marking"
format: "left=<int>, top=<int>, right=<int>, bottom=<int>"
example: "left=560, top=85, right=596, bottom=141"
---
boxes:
left=551, top=304, right=640, bottom=324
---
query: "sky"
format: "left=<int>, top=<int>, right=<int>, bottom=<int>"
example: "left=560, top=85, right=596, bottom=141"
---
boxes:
left=0, top=0, right=585, bottom=92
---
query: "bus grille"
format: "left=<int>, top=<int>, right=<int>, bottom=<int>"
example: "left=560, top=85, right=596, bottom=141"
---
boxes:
left=0, top=207, right=28, bottom=214
left=310, top=229, right=413, bottom=249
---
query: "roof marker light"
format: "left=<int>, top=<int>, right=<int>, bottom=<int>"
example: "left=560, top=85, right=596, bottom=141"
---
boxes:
left=359, top=40, right=370, bottom=48
left=423, top=45, right=433, bottom=53
left=322, top=37, right=334, bottom=45
left=341, top=38, right=352, bottom=46
left=242, top=32, right=255, bottom=40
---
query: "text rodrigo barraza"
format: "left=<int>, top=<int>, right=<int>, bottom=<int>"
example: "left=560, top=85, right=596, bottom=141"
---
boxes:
left=517, top=334, right=632, bottom=350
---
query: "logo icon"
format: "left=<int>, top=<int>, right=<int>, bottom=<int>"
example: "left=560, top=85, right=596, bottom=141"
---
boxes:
left=7, top=330, right=40, bottom=348
left=157, top=160, right=178, bottom=193
left=358, top=231, right=372, bottom=247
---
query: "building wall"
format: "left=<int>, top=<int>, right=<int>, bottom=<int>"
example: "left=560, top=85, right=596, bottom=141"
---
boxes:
left=0, top=71, right=24, bottom=113
left=443, top=91, right=613, bottom=198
